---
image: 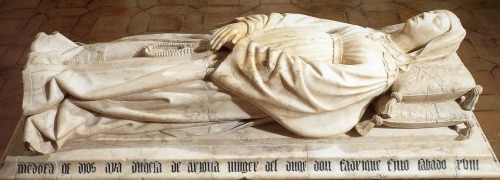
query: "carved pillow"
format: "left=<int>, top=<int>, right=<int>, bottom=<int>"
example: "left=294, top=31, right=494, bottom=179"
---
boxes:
left=374, top=98, right=473, bottom=128
left=391, top=52, right=476, bottom=102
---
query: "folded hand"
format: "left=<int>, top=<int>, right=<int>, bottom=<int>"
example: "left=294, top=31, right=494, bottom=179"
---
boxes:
left=209, top=22, right=248, bottom=51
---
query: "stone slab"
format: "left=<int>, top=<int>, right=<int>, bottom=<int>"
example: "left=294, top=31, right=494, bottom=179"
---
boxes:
left=0, top=114, right=499, bottom=179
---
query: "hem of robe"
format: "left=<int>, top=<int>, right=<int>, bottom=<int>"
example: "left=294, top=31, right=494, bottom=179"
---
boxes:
left=22, top=32, right=270, bottom=154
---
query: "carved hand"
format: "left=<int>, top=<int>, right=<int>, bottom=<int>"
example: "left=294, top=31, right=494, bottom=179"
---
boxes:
left=209, top=22, right=248, bottom=51
left=244, top=41, right=283, bottom=75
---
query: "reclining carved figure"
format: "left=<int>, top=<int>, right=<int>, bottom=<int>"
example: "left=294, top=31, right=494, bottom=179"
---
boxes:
left=22, top=10, right=477, bottom=154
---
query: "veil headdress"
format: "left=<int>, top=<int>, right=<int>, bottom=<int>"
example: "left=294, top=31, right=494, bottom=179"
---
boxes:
left=357, top=10, right=468, bottom=136
left=380, top=10, right=466, bottom=64
left=414, top=10, right=466, bottom=62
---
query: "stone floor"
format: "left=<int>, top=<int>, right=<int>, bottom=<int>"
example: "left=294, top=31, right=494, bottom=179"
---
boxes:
left=0, top=0, right=499, bottom=158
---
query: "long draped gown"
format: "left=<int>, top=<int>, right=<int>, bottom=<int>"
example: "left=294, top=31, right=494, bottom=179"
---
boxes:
left=22, top=13, right=401, bottom=154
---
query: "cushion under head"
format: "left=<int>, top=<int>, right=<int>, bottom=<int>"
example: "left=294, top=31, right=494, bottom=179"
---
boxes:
left=392, top=52, right=476, bottom=102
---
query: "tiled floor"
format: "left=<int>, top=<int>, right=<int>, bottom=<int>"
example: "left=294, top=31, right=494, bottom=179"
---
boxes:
left=0, top=0, right=499, bottom=157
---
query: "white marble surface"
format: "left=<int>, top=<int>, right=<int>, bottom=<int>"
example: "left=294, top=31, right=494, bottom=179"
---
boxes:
left=21, top=11, right=472, bottom=154
left=3, top=10, right=498, bottom=179
left=1, top=114, right=499, bottom=179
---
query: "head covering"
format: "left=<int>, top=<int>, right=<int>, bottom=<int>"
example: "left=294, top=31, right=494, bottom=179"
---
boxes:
left=414, top=10, right=466, bottom=62
left=380, top=10, right=466, bottom=63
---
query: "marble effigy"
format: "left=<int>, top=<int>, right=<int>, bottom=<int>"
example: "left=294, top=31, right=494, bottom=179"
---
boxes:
left=1, top=10, right=499, bottom=179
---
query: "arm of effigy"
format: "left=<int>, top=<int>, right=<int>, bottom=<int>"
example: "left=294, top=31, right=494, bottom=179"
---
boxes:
left=209, top=13, right=355, bottom=50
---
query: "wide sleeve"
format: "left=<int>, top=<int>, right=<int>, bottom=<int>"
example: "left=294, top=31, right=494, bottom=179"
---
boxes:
left=233, top=13, right=356, bottom=37
left=210, top=38, right=389, bottom=138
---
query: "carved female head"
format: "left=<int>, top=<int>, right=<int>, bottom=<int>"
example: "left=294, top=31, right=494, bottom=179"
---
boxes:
left=382, top=10, right=466, bottom=61
left=402, top=10, right=452, bottom=49
left=402, top=10, right=466, bottom=61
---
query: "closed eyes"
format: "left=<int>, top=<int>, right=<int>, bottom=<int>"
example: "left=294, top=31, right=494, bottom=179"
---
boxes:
left=433, top=16, right=443, bottom=31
